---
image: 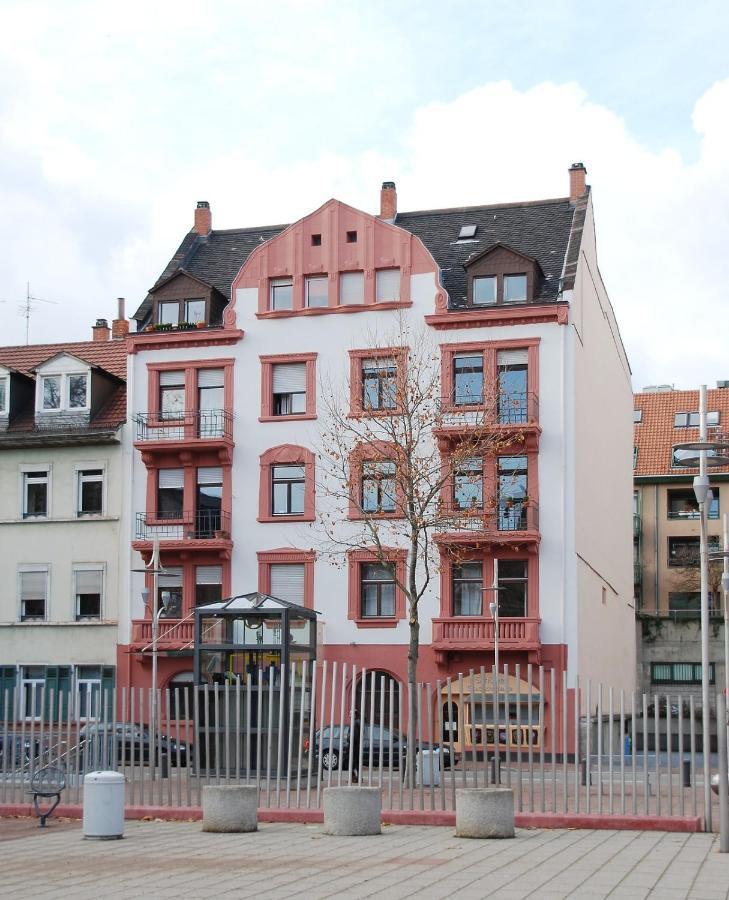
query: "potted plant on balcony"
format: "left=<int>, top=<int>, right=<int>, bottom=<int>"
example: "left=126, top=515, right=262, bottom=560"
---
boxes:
left=195, top=321, right=206, bottom=329
left=213, top=528, right=230, bottom=540
left=175, top=321, right=197, bottom=331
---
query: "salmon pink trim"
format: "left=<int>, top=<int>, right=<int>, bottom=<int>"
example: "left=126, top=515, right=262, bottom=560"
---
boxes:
left=257, top=548, right=316, bottom=609
left=347, top=547, right=407, bottom=628
left=259, top=352, right=317, bottom=421
left=258, top=445, right=316, bottom=522
left=425, top=303, right=568, bottom=330
left=438, top=548, right=539, bottom=618
left=348, top=440, right=404, bottom=520
left=348, top=347, right=408, bottom=416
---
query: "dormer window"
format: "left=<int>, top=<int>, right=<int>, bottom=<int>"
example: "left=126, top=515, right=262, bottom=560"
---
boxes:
left=463, top=244, right=539, bottom=308
left=473, top=276, right=496, bottom=305
left=40, top=372, right=89, bottom=412
left=503, top=274, right=527, bottom=303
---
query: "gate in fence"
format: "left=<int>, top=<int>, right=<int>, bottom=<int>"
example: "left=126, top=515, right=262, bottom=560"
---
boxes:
left=1, top=662, right=724, bottom=830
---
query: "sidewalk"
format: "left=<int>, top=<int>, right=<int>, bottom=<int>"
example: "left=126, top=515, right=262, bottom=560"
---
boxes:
left=1, top=818, right=727, bottom=899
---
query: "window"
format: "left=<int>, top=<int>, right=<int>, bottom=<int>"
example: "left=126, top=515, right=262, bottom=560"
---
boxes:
left=75, top=666, right=103, bottom=719
left=668, top=536, right=720, bottom=567
left=23, top=469, right=49, bottom=518
left=633, top=409, right=643, bottom=423
left=674, top=411, right=720, bottom=427
left=651, top=662, right=715, bottom=685
left=77, top=468, right=103, bottom=516
left=196, top=467, right=222, bottom=537
left=311, top=233, right=322, bottom=246
left=346, top=230, right=357, bottom=243
left=497, top=456, right=528, bottom=530
left=168, top=672, right=196, bottom=719
left=159, top=370, right=185, bottom=419
left=667, top=489, right=719, bottom=520
left=459, top=225, right=477, bottom=239
left=270, top=563, right=306, bottom=605
left=19, top=568, right=48, bottom=621
left=74, top=567, right=103, bottom=620
left=497, top=560, right=527, bottom=617
left=270, top=278, right=294, bottom=311
left=197, top=368, right=225, bottom=437
left=362, top=358, right=397, bottom=411
left=503, top=274, right=527, bottom=303
left=158, top=469, right=184, bottom=519
left=473, top=276, right=496, bottom=305
left=21, top=666, right=46, bottom=719
left=272, top=363, right=305, bottom=415
left=184, top=298, right=205, bottom=323
left=158, top=568, right=183, bottom=618
left=453, top=354, right=484, bottom=405
left=340, top=271, right=364, bottom=305
left=375, top=268, right=400, bottom=302
left=158, top=301, right=179, bottom=325
left=497, top=349, right=529, bottom=424
left=0, top=375, right=7, bottom=413
left=68, top=374, right=87, bottom=408
left=42, top=375, right=61, bottom=409
left=305, top=276, right=328, bottom=308
left=196, top=566, right=223, bottom=607
left=453, top=562, right=483, bottom=616
left=361, top=564, right=396, bottom=617
left=272, top=464, right=305, bottom=516
left=362, top=461, right=396, bottom=513
left=454, top=457, right=483, bottom=509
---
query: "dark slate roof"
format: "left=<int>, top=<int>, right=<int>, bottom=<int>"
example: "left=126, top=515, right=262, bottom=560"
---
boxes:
left=134, top=197, right=577, bottom=321
left=395, top=197, right=575, bottom=307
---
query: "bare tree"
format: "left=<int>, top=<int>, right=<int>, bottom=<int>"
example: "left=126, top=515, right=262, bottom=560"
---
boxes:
left=315, top=319, right=527, bottom=781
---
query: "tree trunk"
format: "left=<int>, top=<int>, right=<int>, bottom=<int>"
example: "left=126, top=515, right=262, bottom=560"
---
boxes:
left=405, top=534, right=419, bottom=789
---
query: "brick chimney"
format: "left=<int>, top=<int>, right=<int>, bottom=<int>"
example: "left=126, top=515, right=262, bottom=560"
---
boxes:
left=379, top=181, right=397, bottom=222
left=92, top=318, right=110, bottom=342
left=112, top=297, right=129, bottom=339
left=569, top=163, right=587, bottom=202
left=194, top=200, right=212, bottom=236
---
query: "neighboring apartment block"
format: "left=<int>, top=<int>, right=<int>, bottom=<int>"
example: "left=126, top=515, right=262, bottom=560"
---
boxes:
left=633, top=384, right=729, bottom=749
left=0, top=316, right=128, bottom=720
left=119, top=164, right=635, bottom=754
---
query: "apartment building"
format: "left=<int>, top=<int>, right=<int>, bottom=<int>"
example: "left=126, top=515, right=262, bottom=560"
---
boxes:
left=119, top=165, right=635, bottom=752
left=633, top=384, right=729, bottom=747
left=0, top=315, right=128, bottom=720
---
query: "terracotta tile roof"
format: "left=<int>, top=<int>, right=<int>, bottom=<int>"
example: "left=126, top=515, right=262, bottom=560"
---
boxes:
left=634, top=388, right=729, bottom=477
left=0, top=339, right=127, bottom=380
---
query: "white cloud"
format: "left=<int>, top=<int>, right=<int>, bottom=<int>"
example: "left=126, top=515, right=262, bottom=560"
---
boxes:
left=0, top=40, right=727, bottom=392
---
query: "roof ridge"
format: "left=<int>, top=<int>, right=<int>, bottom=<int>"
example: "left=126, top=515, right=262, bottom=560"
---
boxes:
left=396, top=196, right=571, bottom=217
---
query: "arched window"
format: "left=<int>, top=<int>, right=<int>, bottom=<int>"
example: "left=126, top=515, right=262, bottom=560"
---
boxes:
left=355, top=670, right=400, bottom=731
left=167, top=671, right=195, bottom=720
left=258, top=445, right=315, bottom=522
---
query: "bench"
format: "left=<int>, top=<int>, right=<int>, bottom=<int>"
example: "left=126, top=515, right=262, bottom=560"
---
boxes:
left=27, top=766, right=66, bottom=827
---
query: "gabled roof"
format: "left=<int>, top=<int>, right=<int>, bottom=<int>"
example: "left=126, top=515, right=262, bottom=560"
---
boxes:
left=0, top=340, right=127, bottom=380
left=634, top=388, right=729, bottom=477
left=32, top=350, right=123, bottom=379
left=135, top=194, right=578, bottom=320
left=462, top=241, right=540, bottom=269
left=147, top=268, right=226, bottom=295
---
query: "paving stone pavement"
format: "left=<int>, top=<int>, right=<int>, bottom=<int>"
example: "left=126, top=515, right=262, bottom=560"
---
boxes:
left=0, top=819, right=728, bottom=899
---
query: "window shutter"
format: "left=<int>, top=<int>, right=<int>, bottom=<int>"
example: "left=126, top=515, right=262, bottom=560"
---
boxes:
left=196, top=566, right=222, bottom=585
left=159, top=370, right=185, bottom=386
left=158, top=469, right=184, bottom=489
left=197, top=368, right=224, bottom=388
left=340, top=271, right=364, bottom=304
left=75, top=569, right=103, bottom=595
left=269, top=564, right=305, bottom=605
left=159, top=568, right=183, bottom=588
left=362, top=358, right=395, bottom=370
left=197, top=467, right=223, bottom=485
left=272, top=363, right=306, bottom=393
left=0, top=666, right=17, bottom=720
left=20, top=570, right=47, bottom=600
left=376, top=268, right=400, bottom=302
left=497, top=349, right=529, bottom=366
left=101, top=667, right=115, bottom=720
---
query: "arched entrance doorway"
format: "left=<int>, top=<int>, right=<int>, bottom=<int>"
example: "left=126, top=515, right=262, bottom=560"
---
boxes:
left=355, top=670, right=400, bottom=731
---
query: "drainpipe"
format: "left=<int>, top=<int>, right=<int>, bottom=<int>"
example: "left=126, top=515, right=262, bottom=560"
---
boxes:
left=654, top=484, right=659, bottom=615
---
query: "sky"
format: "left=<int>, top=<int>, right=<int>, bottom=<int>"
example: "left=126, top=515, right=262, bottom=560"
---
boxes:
left=0, top=0, right=728, bottom=390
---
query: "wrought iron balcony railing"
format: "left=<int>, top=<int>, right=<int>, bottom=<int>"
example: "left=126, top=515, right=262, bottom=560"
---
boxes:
left=439, top=391, right=539, bottom=424
left=135, top=510, right=231, bottom=541
left=134, top=409, right=233, bottom=442
left=446, top=501, right=539, bottom=534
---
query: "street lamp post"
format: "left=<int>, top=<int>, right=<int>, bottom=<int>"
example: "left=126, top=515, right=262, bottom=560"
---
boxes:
left=484, top=565, right=501, bottom=783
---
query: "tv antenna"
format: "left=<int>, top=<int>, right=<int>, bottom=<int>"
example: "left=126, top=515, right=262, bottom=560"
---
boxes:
left=0, top=283, right=59, bottom=344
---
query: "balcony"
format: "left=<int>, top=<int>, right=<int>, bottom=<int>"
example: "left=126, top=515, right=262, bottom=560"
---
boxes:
left=436, top=502, right=540, bottom=547
left=438, top=391, right=539, bottom=425
left=133, top=510, right=232, bottom=556
left=432, top=616, right=541, bottom=652
left=130, top=618, right=195, bottom=651
left=134, top=410, right=233, bottom=450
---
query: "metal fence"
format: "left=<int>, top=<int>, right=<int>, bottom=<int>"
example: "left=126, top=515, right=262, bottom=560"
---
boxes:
left=1, top=662, right=725, bottom=829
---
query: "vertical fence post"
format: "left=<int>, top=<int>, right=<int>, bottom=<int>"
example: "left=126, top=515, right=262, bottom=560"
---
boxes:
left=717, top=692, right=729, bottom=851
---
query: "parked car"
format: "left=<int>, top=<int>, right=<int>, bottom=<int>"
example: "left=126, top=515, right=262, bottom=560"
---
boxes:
left=78, top=723, right=189, bottom=767
left=308, top=724, right=457, bottom=772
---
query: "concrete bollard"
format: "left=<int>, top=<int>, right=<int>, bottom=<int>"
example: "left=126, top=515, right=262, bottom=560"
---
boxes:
left=455, top=787, right=515, bottom=839
left=323, top=787, right=381, bottom=836
left=202, top=785, right=258, bottom=833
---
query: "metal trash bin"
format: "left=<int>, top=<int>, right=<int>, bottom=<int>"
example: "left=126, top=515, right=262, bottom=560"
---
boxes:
left=83, top=771, right=125, bottom=840
left=418, top=748, right=441, bottom=787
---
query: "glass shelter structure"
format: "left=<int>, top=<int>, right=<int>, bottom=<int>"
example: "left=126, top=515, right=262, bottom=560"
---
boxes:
left=193, top=592, right=318, bottom=775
